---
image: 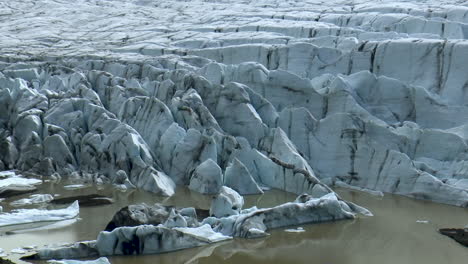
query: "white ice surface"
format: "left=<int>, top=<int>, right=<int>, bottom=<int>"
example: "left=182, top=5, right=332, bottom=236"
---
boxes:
left=10, top=248, right=28, bottom=254
left=48, top=257, right=111, bottom=264
left=0, top=201, right=79, bottom=228
left=0, top=177, right=42, bottom=189
left=174, top=224, right=232, bottom=243
left=284, top=227, right=305, bottom=233
left=0, top=171, right=16, bottom=178
left=63, top=184, right=86, bottom=190
left=10, top=194, right=54, bottom=206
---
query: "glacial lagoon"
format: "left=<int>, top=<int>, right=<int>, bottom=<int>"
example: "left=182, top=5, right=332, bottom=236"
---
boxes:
left=1, top=181, right=467, bottom=264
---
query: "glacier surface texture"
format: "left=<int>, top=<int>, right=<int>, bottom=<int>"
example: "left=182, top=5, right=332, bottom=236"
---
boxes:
left=0, top=0, right=468, bottom=208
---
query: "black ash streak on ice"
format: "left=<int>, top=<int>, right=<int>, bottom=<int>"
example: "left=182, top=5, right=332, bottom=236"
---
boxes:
left=0, top=0, right=467, bottom=261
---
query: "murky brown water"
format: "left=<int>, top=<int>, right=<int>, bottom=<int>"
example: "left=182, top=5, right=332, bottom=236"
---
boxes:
left=0, top=179, right=467, bottom=264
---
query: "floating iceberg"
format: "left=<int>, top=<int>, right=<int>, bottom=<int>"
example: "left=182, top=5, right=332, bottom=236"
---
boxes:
left=63, top=184, right=87, bottom=190
left=284, top=227, right=305, bottom=233
left=10, top=194, right=54, bottom=206
left=10, top=219, right=79, bottom=235
left=29, top=191, right=367, bottom=260
left=48, top=257, right=111, bottom=264
left=0, top=171, right=16, bottom=178
left=204, top=192, right=363, bottom=239
left=0, top=201, right=79, bottom=229
left=0, top=176, right=42, bottom=194
left=10, top=248, right=28, bottom=254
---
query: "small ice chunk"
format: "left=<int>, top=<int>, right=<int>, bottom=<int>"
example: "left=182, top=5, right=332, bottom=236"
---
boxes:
left=247, top=228, right=269, bottom=238
left=50, top=173, right=62, bottom=181
left=64, top=184, right=86, bottom=190
left=47, top=257, right=111, bottom=264
left=0, top=171, right=16, bottom=178
left=10, top=194, right=54, bottom=206
left=416, top=220, right=429, bottom=224
left=11, top=248, right=27, bottom=254
left=285, top=227, right=305, bottom=233
left=22, top=245, right=37, bottom=250
left=174, top=224, right=232, bottom=243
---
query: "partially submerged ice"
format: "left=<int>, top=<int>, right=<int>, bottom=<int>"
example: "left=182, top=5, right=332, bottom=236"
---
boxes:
left=204, top=192, right=369, bottom=239
left=0, top=201, right=79, bottom=229
left=10, top=194, right=54, bottom=207
left=210, top=186, right=245, bottom=218
left=27, top=190, right=366, bottom=260
left=48, top=258, right=111, bottom=264
left=0, top=172, right=42, bottom=197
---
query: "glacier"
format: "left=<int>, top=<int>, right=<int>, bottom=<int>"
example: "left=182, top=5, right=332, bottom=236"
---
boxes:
left=1, top=0, right=467, bottom=206
left=1, top=0, right=468, bottom=260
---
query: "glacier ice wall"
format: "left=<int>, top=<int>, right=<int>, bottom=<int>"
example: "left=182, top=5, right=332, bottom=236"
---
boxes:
left=1, top=0, right=468, bottom=206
